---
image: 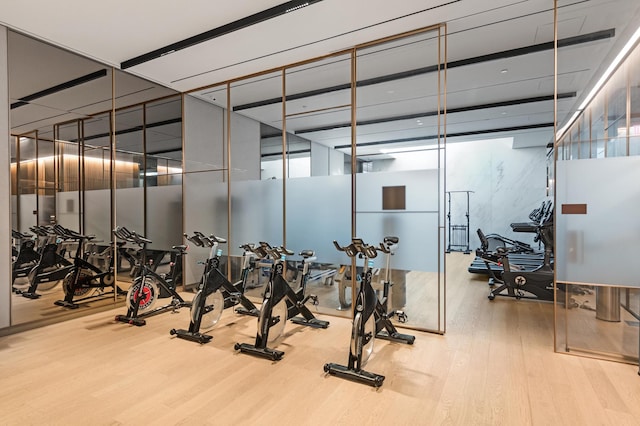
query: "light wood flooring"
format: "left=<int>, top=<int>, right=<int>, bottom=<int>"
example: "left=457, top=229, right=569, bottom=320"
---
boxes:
left=1, top=253, right=639, bottom=425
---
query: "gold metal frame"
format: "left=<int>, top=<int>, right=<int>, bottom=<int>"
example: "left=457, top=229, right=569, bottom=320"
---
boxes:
left=206, top=22, right=447, bottom=333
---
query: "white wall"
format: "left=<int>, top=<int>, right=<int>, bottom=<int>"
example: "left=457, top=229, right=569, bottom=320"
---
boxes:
left=329, top=148, right=345, bottom=175
left=1, top=25, right=10, bottom=329
left=311, top=142, right=329, bottom=176
left=446, top=138, right=548, bottom=248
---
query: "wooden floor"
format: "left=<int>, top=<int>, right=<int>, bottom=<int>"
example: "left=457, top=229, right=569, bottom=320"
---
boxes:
left=1, top=253, right=639, bottom=425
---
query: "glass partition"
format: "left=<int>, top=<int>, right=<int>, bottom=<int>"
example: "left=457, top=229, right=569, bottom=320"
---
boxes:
left=144, top=96, right=183, bottom=249
left=284, top=54, right=352, bottom=316
left=182, top=90, right=228, bottom=288
left=15, top=134, right=38, bottom=231
left=555, top=0, right=640, bottom=364
left=230, top=72, right=283, bottom=254
left=114, top=104, right=144, bottom=239
left=55, top=122, right=81, bottom=231
left=83, top=113, right=112, bottom=243
left=228, top=72, right=283, bottom=301
left=354, top=29, right=445, bottom=333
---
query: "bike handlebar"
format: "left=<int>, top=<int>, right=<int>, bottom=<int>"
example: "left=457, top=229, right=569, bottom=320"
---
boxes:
left=112, top=226, right=152, bottom=246
left=333, top=238, right=379, bottom=259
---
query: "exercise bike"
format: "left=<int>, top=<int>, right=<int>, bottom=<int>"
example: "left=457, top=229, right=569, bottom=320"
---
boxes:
left=52, top=225, right=124, bottom=309
left=485, top=206, right=558, bottom=301
left=234, top=242, right=329, bottom=361
left=324, top=238, right=415, bottom=387
left=169, top=233, right=260, bottom=344
left=11, top=229, right=40, bottom=285
left=113, top=226, right=190, bottom=326
left=16, top=226, right=74, bottom=299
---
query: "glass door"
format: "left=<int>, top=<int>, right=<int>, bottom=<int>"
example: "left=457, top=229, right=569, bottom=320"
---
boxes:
left=354, top=28, right=446, bottom=333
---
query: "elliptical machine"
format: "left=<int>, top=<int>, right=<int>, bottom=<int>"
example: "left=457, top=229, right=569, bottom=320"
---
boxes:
left=234, top=242, right=329, bottom=361
left=170, top=233, right=260, bottom=344
left=324, top=238, right=415, bottom=388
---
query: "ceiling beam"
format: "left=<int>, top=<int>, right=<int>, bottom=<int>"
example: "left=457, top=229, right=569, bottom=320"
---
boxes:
left=11, top=69, right=108, bottom=109
left=294, top=92, right=574, bottom=134
left=333, top=122, right=554, bottom=150
left=121, top=0, right=325, bottom=70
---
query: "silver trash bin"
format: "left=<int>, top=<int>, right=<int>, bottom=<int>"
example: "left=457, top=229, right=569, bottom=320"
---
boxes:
left=595, top=286, right=620, bottom=322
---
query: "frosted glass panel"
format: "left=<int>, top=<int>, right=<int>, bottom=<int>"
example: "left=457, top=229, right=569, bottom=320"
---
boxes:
left=356, top=213, right=438, bottom=271
left=230, top=179, right=283, bottom=255
left=183, top=171, right=227, bottom=286
left=355, top=168, right=441, bottom=271
left=84, top=189, right=111, bottom=242
left=19, top=194, right=36, bottom=231
left=146, top=185, right=182, bottom=249
left=115, top=187, right=144, bottom=233
left=57, top=191, right=80, bottom=230
left=356, top=169, right=439, bottom=212
left=286, top=174, right=350, bottom=265
left=556, top=157, right=640, bottom=286
left=184, top=95, right=225, bottom=173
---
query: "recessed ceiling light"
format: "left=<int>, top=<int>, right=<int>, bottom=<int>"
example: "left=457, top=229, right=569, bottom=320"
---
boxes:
left=500, top=69, right=508, bottom=74
left=501, top=112, right=507, bottom=115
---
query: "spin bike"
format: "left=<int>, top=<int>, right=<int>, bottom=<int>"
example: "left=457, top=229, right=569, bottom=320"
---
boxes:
left=113, top=226, right=190, bottom=326
left=11, top=229, right=40, bottom=285
left=324, top=238, right=415, bottom=387
left=16, top=226, right=74, bottom=299
left=52, top=225, right=124, bottom=309
left=170, top=233, right=260, bottom=344
left=234, top=242, right=329, bottom=361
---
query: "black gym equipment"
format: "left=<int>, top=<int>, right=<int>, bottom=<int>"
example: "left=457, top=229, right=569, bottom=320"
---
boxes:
left=324, top=238, right=415, bottom=388
left=11, top=229, right=40, bottom=285
left=481, top=206, right=558, bottom=301
left=467, top=200, right=554, bottom=276
left=169, top=233, right=260, bottom=344
left=235, top=242, right=329, bottom=361
left=15, top=226, right=74, bottom=299
left=113, top=226, right=190, bottom=326
left=446, top=190, right=473, bottom=254
left=375, top=237, right=409, bottom=326
left=52, top=225, right=124, bottom=309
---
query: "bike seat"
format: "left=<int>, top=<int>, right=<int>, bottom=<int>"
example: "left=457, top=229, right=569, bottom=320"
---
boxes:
left=384, top=236, right=399, bottom=245
left=172, top=245, right=188, bottom=253
left=300, top=250, right=315, bottom=258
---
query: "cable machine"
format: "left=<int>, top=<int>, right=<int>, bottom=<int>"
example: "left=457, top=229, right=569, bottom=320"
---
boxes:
left=445, top=191, right=473, bottom=254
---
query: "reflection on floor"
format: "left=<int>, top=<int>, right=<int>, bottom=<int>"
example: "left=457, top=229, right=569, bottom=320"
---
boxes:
left=10, top=277, right=129, bottom=327
left=560, top=285, right=640, bottom=361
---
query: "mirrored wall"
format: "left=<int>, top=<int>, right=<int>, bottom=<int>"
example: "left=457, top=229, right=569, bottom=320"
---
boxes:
left=7, top=30, right=181, bottom=329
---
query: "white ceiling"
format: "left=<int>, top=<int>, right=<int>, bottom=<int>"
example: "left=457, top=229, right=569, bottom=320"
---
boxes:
left=3, top=0, right=640, bottom=156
